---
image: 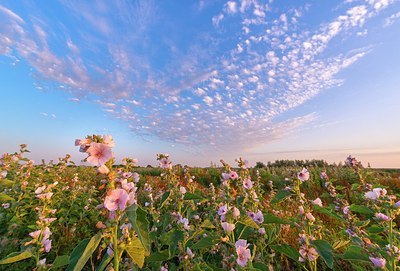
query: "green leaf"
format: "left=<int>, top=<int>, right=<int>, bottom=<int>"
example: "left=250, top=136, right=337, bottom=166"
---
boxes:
left=253, top=262, right=269, bottom=271
left=126, top=205, right=151, bottom=252
left=270, top=190, right=292, bottom=204
left=313, top=206, right=344, bottom=221
left=0, top=250, right=33, bottom=265
left=95, top=253, right=112, bottom=271
left=146, top=250, right=170, bottom=262
left=270, top=244, right=300, bottom=262
left=51, top=255, right=70, bottom=269
left=312, top=240, right=333, bottom=269
left=342, top=246, right=370, bottom=262
left=0, top=192, right=14, bottom=202
left=239, top=216, right=259, bottom=229
left=161, top=229, right=184, bottom=255
left=183, top=192, right=204, bottom=201
left=66, top=233, right=102, bottom=271
left=200, top=219, right=216, bottom=229
left=191, top=233, right=220, bottom=250
left=350, top=204, right=374, bottom=215
left=355, top=220, right=370, bottom=228
left=160, top=191, right=170, bottom=208
left=367, top=225, right=384, bottom=234
left=126, top=237, right=146, bottom=268
left=263, top=213, right=289, bottom=224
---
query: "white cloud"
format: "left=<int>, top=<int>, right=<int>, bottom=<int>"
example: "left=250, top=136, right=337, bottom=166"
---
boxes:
left=0, top=0, right=396, bottom=150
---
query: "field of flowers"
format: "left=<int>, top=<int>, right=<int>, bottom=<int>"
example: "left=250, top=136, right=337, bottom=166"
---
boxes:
left=1, top=135, right=399, bottom=271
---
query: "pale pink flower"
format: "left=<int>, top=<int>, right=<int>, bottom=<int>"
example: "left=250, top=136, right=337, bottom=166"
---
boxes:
left=311, top=198, right=322, bottom=207
left=1, top=170, right=7, bottom=178
left=159, top=157, right=172, bottom=169
left=132, top=172, right=140, bottom=183
left=297, top=168, right=310, bottom=182
left=104, top=189, right=129, bottom=211
left=235, top=239, right=251, bottom=267
left=395, top=201, right=400, bottom=208
left=86, top=143, right=113, bottom=166
left=43, top=238, right=51, bottom=253
left=96, top=221, right=107, bottom=229
left=38, top=258, right=46, bottom=266
left=299, top=206, right=305, bottom=215
left=369, top=257, right=386, bottom=268
left=121, top=179, right=136, bottom=192
left=75, top=138, right=89, bottom=146
left=253, top=210, right=264, bottom=224
left=299, top=245, right=319, bottom=261
left=179, top=217, right=190, bottom=230
left=243, top=178, right=253, bottom=189
left=103, top=134, right=115, bottom=148
left=375, top=213, right=390, bottom=221
left=343, top=206, right=350, bottom=215
left=373, top=188, right=387, bottom=197
left=221, top=173, right=230, bottom=180
left=365, top=191, right=379, bottom=200
left=218, top=204, right=228, bottom=216
left=160, top=267, right=168, bottom=271
left=305, top=212, right=315, bottom=222
left=180, top=186, right=187, bottom=194
left=29, top=229, right=41, bottom=239
left=2, top=203, right=10, bottom=209
left=186, top=247, right=194, bottom=258
left=36, top=192, right=53, bottom=200
left=97, top=164, right=110, bottom=174
left=232, top=207, right=240, bottom=218
left=35, top=185, right=46, bottom=194
left=258, top=227, right=266, bottom=235
left=221, top=222, right=236, bottom=233
left=128, top=191, right=136, bottom=205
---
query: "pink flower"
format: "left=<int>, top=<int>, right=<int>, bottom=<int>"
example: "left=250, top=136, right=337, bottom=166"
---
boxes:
left=299, top=206, right=305, bottom=215
left=35, top=185, right=46, bottom=194
left=103, top=134, right=115, bottom=148
left=43, top=238, right=52, bottom=253
left=369, top=257, right=386, bottom=268
left=180, top=186, right=187, bottom=194
left=311, top=198, right=322, bottom=207
left=253, top=210, right=264, bottom=224
left=299, top=245, right=319, bottom=261
left=232, top=207, right=240, bottom=218
left=1, top=170, right=7, bottom=178
left=343, top=206, right=350, bottom=215
left=38, top=258, right=46, bottom=266
left=258, top=227, right=266, bottom=235
left=229, top=171, right=238, bottom=180
left=29, top=229, right=41, bottom=239
left=159, top=157, right=172, bottom=169
left=218, top=204, right=228, bottom=216
left=2, top=203, right=10, bottom=209
left=132, top=172, right=140, bottom=183
left=365, top=190, right=379, bottom=200
left=104, top=189, right=129, bottom=211
left=97, top=164, right=110, bottom=174
left=297, top=168, right=310, bottom=182
left=375, top=213, right=390, bottom=221
left=221, top=222, right=235, bottom=233
left=186, top=247, right=194, bottom=258
left=395, top=201, right=400, bottom=208
left=243, top=178, right=253, bottom=189
left=86, top=143, right=113, bottom=166
left=221, top=173, right=230, bottom=180
left=235, top=239, right=251, bottom=267
left=305, top=212, right=315, bottom=222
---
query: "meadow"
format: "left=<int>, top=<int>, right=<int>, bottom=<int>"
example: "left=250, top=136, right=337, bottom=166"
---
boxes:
left=1, top=135, right=399, bottom=271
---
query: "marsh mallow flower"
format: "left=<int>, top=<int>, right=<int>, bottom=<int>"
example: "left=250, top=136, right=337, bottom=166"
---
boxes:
left=369, top=257, right=386, bottom=269
left=297, top=168, right=310, bottom=182
left=104, top=189, right=128, bottom=211
left=235, top=239, right=251, bottom=267
left=221, top=222, right=235, bottom=233
left=86, top=143, right=113, bottom=166
left=311, top=198, right=322, bottom=207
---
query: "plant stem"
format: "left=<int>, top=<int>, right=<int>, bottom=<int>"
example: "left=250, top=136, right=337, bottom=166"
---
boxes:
left=113, top=224, right=119, bottom=271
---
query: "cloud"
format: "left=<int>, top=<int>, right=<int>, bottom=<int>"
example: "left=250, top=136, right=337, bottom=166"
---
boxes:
left=0, top=1, right=397, bottom=151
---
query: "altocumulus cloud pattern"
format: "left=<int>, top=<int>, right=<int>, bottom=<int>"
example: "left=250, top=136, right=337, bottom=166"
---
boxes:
left=0, top=0, right=398, bottom=149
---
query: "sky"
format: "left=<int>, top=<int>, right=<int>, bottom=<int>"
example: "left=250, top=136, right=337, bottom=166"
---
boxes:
left=0, top=0, right=399, bottom=168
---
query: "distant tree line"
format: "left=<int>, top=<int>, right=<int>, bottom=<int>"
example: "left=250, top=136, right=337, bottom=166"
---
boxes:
left=255, top=159, right=329, bottom=168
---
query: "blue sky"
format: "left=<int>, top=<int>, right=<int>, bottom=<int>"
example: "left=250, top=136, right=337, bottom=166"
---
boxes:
left=0, top=0, right=399, bottom=167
